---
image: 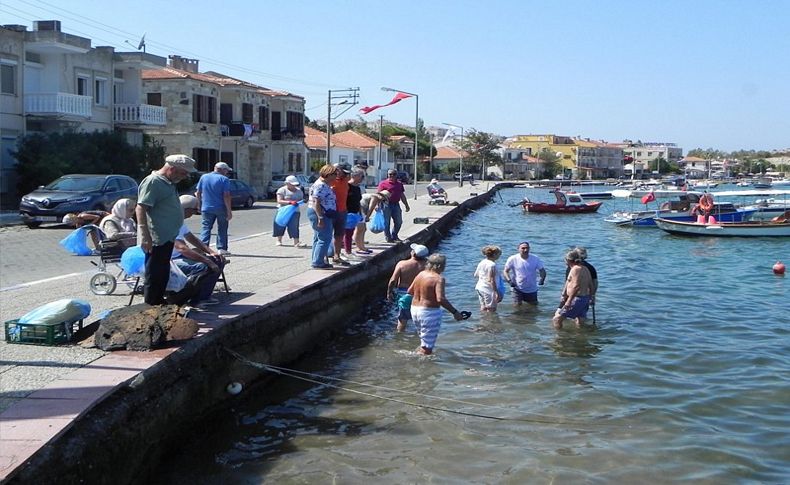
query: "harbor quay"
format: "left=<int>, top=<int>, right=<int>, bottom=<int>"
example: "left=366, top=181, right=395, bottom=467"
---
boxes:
left=0, top=181, right=496, bottom=483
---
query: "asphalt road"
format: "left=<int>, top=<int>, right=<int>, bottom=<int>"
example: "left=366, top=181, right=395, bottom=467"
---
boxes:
left=0, top=182, right=445, bottom=290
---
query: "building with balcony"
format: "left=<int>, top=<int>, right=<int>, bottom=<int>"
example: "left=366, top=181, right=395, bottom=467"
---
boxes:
left=0, top=20, right=167, bottom=206
left=613, top=141, right=683, bottom=173
left=575, top=139, right=624, bottom=179
left=509, top=134, right=577, bottom=175
left=141, top=56, right=306, bottom=197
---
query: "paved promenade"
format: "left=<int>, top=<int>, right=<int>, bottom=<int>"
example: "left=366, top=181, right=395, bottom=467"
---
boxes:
left=0, top=182, right=488, bottom=480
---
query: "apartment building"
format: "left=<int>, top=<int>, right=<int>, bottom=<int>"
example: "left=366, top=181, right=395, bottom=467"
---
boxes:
left=141, top=56, right=306, bottom=197
left=0, top=20, right=166, bottom=206
left=509, top=134, right=577, bottom=174
left=614, top=141, right=683, bottom=168
left=575, top=139, right=624, bottom=179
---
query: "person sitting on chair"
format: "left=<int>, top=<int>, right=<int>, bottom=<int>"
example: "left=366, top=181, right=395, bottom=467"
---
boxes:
left=427, top=179, right=448, bottom=204
left=99, top=198, right=137, bottom=249
left=170, top=195, right=227, bottom=309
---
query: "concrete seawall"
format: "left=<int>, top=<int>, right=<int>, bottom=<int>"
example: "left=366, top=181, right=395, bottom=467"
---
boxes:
left=5, top=187, right=500, bottom=484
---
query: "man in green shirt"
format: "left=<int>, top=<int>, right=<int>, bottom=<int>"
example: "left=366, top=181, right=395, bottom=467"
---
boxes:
left=136, top=154, right=196, bottom=305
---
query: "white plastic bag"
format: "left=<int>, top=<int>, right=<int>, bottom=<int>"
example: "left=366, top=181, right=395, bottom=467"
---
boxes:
left=166, top=260, right=188, bottom=292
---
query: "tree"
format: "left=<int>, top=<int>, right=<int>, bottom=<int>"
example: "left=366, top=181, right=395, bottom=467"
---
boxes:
left=13, top=130, right=163, bottom=197
left=453, top=129, right=502, bottom=179
left=537, top=148, right=562, bottom=178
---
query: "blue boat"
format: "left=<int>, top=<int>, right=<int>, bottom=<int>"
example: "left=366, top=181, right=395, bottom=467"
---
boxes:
left=606, top=203, right=756, bottom=227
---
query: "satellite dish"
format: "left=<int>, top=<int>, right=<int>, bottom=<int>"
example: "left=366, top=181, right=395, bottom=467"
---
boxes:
left=136, top=33, right=146, bottom=52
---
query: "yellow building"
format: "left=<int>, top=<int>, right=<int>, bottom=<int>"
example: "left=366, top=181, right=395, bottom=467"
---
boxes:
left=509, top=134, right=576, bottom=171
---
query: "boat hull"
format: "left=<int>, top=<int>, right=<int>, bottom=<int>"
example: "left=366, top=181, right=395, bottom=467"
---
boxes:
left=523, top=202, right=602, bottom=213
left=654, top=218, right=790, bottom=237
left=607, top=208, right=756, bottom=226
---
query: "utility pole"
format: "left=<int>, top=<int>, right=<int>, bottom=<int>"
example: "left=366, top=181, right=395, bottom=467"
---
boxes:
left=326, top=88, right=359, bottom=166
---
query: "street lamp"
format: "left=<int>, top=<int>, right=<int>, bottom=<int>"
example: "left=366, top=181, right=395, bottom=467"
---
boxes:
left=442, top=123, right=464, bottom=186
left=382, top=86, right=418, bottom=199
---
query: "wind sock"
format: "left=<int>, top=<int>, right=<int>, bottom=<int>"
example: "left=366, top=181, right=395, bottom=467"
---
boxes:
left=359, top=92, right=413, bottom=114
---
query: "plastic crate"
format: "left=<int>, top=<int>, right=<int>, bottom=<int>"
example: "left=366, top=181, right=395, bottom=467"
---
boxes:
left=4, top=318, right=84, bottom=346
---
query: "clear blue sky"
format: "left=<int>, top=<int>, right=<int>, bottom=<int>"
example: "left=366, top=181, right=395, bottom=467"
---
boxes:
left=3, top=0, right=788, bottom=152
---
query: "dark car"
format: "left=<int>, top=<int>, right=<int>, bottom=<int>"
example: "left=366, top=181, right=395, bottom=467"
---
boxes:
left=396, top=171, right=412, bottom=184
left=228, top=179, right=258, bottom=208
left=19, top=174, right=138, bottom=228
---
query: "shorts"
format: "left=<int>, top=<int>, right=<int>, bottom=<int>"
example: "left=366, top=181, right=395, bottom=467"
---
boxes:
left=332, top=211, right=347, bottom=238
left=476, top=288, right=497, bottom=309
left=513, top=287, right=538, bottom=305
left=396, top=290, right=413, bottom=322
left=411, top=306, right=443, bottom=350
left=557, top=295, right=591, bottom=319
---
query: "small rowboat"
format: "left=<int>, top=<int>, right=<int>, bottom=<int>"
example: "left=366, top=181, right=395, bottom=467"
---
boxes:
left=522, top=190, right=603, bottom=214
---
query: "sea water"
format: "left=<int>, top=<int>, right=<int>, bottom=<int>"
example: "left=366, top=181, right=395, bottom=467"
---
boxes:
left=154, top=187, right=789, bottom=484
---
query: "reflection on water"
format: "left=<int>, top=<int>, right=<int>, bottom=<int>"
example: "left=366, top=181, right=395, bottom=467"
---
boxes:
left=154, top=187, right=790, bottom=484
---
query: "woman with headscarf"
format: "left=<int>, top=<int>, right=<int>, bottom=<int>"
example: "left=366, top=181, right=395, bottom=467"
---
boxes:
left=99, top=198, right=137, bottom=248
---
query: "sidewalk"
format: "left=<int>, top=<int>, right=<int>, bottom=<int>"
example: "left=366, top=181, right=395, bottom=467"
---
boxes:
left=0, top=182, right=487, bottom=480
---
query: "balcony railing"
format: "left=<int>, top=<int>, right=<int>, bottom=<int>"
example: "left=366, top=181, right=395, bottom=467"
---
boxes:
left=24, top=92, right=91, bottom=118
left=271, top=128, right=304, bottom=141
left=114, top=104, right=167, bottom=125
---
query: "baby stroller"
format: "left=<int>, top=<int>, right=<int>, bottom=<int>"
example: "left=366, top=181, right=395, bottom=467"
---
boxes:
left=89, top=237, right=141, bottom=297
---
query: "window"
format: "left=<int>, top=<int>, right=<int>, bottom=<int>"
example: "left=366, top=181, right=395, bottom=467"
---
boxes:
left=192, top=94, right=217, bottom=123
left=94, top=78, right=107, bottom=106
left=1, top=62, right=16, bottom=95
left=286, top=110, right=304, bottom=135
left=192, top=147, right=219, bottom=171
left=296, top=153, right=303, bottom=172
left=77, top=76, right=89, bottom=96
left=242, top=103, right=253, bottom=124
left=258, top=106, right=270, bottom=130
left=147, top=93, right=162, bottom=106
left=105, top=178, right=122, bottom=192
left=288, top=152, right=295, bottom=172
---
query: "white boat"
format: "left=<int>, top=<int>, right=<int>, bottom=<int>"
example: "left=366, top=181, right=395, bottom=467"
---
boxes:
left=692, top=180, right=719, bottom=189
left=771, top=178, right=790, bottom=187
left=655, top=217, right=790, bottom=237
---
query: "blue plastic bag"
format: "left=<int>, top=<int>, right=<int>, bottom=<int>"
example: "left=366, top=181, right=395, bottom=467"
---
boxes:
left=274, top=201, right=303, bottom=227
left=496, top=271, right=507, bottom=297
left=120, top=245, right=145, bottom=276
left=369, top=207, right=386, bottom=234
left=19, top=299, right=91, bottom=324
left=345, top=213, right=362, bottom=229
left=59, top=226, right=94, bottom=256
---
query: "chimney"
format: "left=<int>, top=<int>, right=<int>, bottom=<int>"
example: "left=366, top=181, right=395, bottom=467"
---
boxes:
left=168, top=55, right=200, bottom=73
left=33, top=20, right=61, bottom=32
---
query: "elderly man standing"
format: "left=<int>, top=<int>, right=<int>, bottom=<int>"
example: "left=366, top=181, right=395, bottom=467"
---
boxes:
left=196, top=161, right=233, bottom=256
left=136, top=154, right=196, bottom=305
left=377, top=169, right=410, bottom=243
left=503, top=241, right=546, bottom=307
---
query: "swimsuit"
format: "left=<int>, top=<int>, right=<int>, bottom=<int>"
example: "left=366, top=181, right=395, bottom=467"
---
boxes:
left=411, top=306, right=443, bottom=350
left=557, top=295, right=591, bottom=319
left=396, top=288, right=412, bottom=322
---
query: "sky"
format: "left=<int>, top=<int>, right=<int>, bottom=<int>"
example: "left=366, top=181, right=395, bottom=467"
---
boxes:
left=2, top=0, right=789, bottom=152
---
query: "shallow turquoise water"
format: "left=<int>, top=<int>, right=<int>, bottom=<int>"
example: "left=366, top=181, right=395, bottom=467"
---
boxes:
left=156, top=187, right=789, bottom=484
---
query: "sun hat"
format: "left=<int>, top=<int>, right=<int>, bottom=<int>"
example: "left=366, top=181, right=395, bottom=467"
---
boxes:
left=215, top=162, right=233, bottom=172
left=165, top=154, right=197, bottom=172
left=430, top=178, right=438, bottom=184
left=410, top=243, right=429, bottom=258
left=285, top=175, right=300, bottom=186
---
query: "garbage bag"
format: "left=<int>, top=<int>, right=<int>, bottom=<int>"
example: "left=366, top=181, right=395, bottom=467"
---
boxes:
left=274, top=200, right=304, bottom=227
left=19, top=299, right=91, bottom=324
left=59, top=226, right=94, bottom=256
left=165, top=260, right=188, bottom=292
left=120, top=246, right=145, bottom=276
left=369, top=207, right=386, bottom=234
left=496, top=272, right=507, bottom=297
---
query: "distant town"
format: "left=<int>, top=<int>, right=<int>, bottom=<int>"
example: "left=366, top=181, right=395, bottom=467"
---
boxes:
left=2, top=20, right=788, bottom=209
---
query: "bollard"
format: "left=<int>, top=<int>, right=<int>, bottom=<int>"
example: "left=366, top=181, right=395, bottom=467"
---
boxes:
left=469, top=192, right=478, bottom=196
left=413, top=217, right=430, bottom=224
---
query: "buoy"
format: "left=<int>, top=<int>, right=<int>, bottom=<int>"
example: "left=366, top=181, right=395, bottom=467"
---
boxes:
left=226, top=382, right=243, bottom=395
left=773, top=261, right=786, bottom=275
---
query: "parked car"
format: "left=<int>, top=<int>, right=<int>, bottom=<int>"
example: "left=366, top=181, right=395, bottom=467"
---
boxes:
left=453, top=172, right=474, bottom=181
left=396, top=171, right=412, bottom=184
left=267, top=174, right=311, bottom=199
left=228, top=179, right=258, bottom=208
left=19, top=174, right=138, bottom=228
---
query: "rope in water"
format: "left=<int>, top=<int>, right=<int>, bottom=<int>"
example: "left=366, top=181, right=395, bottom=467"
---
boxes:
left=225, top=348, right=617, bottom=426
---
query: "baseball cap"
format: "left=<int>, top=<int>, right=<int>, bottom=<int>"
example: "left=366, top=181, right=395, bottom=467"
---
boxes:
left=410, top=243, right=429, bottom=258
left=285, top=175, right=300, bottom=186
left=165, top=154, right=197, bottom=172
left=215, top=162, right=233, bottom=172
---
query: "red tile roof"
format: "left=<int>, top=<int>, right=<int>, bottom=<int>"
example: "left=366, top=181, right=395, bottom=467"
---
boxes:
left=434, top=146, right=464, bottom=159
left=142, top=67, right=302, bottom=98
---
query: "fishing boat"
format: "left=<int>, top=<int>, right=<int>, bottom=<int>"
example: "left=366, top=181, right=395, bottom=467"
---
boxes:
left=752, top=177, right=773, bottom=189
left=655, top=215, right=790, bottom=237
left=712, top=189, right=790, bottom=221
left=691, top=180, right=719, bottom=189
left=521, top=190, right=603, bottom=214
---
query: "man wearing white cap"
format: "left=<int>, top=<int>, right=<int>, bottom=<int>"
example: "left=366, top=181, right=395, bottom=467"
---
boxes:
left=387, top=243, right=429, bottom=332
left=196, top=162, right=234, bottom=256
left=136, top=154, right=197, bottom=305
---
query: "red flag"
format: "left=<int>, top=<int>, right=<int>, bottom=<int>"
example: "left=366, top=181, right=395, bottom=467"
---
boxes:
left=359, top=92, right=413, bottom=114
left=641, top=191, right=656, bottom=204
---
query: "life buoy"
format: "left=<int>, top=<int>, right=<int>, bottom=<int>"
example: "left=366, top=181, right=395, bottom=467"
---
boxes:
left=699, top=193, right=714, bottom=213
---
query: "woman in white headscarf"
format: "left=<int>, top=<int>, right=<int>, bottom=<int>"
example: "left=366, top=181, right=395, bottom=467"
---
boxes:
left=99, top=198, right=137, bottom=247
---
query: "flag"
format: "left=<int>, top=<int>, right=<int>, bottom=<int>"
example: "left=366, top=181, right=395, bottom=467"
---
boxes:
left=359, top=92, right=413, bottom=115
left=641, top=191, right=656, bottom=204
